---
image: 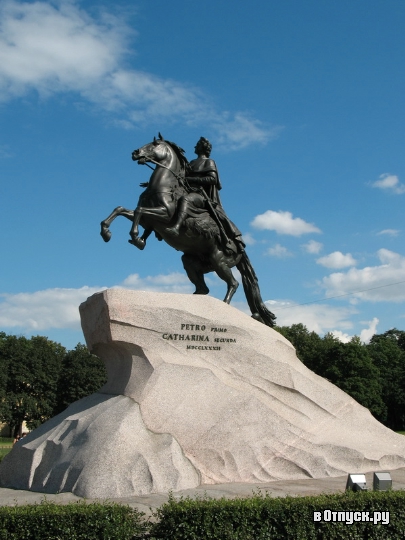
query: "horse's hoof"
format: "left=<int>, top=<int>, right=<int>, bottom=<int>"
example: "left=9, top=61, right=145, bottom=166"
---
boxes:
left=100, top=228, right=111, bottom=242
left=128, top=238, right=145, bottom=250
left=193, top=287, right=209, bottom=295
left=251, top=312, right=264, bottom=323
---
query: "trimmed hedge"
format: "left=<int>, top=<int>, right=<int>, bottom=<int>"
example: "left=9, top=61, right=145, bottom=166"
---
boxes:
left=1, top=490, right=405, bottom=539
left=150, top=490, right=405, bottom=540
left=0, top=501, right=149, bottom=540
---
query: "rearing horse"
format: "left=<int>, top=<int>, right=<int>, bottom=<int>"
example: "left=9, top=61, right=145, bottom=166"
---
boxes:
left=100, top=135, right=276, bottom=326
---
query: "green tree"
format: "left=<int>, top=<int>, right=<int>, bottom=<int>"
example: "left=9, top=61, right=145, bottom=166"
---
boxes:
left=367, top=329, right=405, bottom=430
left=277, top=325, right=386, bottom=421
left=53, top=343, right=107, bottom=415
left=321, top=336, right=386, bottom=420
left=276, top=323, right=324, bottom=372
left=0, top=334, right=65, bottom=437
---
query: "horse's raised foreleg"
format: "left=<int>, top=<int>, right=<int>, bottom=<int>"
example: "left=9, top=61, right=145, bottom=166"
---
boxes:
left=129, top=202, right=174, bottom=248
left=129, top=207, right=143, bottom=247
left=129, top=225, right=153, bottom=250
left=101, top=206, right=134, bottom=242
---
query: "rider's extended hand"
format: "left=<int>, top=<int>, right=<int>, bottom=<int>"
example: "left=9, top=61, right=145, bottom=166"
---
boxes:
left=139, top=182, right=149, bottom=188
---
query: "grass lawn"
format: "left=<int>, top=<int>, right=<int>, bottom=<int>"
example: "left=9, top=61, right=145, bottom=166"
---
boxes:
left=0, top=437, right=13, bottom=461
left=0, top=437, right=13, bottom=445
left=0, top=447, right=11, bottom=461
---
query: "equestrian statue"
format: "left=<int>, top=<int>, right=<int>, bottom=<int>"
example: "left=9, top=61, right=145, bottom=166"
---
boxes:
left=100, top=134, right=276, bottom=327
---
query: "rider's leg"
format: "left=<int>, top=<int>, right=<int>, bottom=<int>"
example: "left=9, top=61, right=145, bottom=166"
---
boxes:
left=167, top=194, right=204, bottom=236
left=166, top=197, right=188, bottom=236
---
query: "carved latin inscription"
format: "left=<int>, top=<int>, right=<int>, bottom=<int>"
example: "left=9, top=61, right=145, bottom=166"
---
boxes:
left=161, top=322, right=237, bottom=351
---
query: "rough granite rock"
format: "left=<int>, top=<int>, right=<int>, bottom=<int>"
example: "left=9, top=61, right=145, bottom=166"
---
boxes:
left=1, top=289, right=405, bottom=498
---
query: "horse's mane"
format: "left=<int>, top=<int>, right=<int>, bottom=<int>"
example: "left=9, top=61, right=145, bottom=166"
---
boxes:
left=164, top=139, right=189, bottom=173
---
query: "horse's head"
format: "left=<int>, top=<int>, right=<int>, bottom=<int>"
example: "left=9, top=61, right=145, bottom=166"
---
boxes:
left=132, top=134, right=170, bottom=165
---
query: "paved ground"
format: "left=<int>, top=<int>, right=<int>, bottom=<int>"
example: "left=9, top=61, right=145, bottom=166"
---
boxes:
left=1, top=468, right=404, bottom=517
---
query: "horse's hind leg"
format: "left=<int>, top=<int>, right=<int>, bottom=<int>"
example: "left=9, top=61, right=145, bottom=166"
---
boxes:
left=210, top=248, right=239, bottom=304
left=182, top=254, right=209, bottom=295
left=101, top=206, right=134, bottom=242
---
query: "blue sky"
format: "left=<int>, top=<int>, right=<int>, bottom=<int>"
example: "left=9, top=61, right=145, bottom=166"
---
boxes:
left=1, top=0, right=404, bottom=350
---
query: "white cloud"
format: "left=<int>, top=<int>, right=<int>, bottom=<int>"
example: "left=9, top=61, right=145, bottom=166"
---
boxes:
left=251, top=210, right=321, bottom=236
left=0, top=271, right=195, bottom=332
left=359, top=317, right=379, bottom=343
left=0, top=1, right=125, bottom=97
left=262, top=298, right=380, bottom=344
left=302, top=240, right=323, bottom=254
left=121, top=272, right=193, bottom=293
left=330, top=330, right=352, bottom=343
left=0, top=273, right=384, bottom=344
left=213, top=112, right=282, bottom=150
left=0, top=286, right=105, bottom=330
left=266, top=243, right=293, bottom=258
left=242, top=232, right=256, bottom=246
left=377, top=229, right=400, bottom=237
left=0, top=0, right=275, bottom=149
left=316, top=251, right=357, bottom=269
left=321, top=249, right=405, bottom=302
left=330, top=317, right=379, bottom=344
left=267, top=299, right=356, bottom=334
left=371, top=174, right=405, bottom=195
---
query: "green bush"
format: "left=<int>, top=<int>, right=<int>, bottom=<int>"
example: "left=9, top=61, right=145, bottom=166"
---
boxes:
left=150, top=490, right=405, bottom=540
left=0, top=501, right=150, bottom=540
left=1, top=490, right=405, bottom=539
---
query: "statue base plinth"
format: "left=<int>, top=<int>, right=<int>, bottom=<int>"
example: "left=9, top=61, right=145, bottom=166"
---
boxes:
left=1, top=289, right=405, bottom=498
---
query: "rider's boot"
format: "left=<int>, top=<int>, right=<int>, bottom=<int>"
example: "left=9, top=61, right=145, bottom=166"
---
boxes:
left=166, top=211, right=188, bottom=237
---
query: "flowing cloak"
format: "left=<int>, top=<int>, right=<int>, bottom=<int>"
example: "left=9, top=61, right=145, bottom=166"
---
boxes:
left=185, top=158, right=243, bottom=242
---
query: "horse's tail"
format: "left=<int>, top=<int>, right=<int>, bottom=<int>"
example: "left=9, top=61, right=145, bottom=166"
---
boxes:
left=236, top=251, right=276, bottom=327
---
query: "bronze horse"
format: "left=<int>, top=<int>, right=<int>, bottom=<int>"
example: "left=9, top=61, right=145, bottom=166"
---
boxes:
left=100, top=135, right=275, bottom=326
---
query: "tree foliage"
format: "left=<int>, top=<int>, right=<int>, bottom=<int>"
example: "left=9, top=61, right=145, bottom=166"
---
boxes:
left=320, top=336, right=386, bottom=420
left=1, top=326, right=405, bottom=435
left=0, top=335, right=106, bottom=436
left=53, top=343, right=107, bottom=416
left=0, top=334, right=65, bottom=437
left=276, top=323, right=324, bottom=372
left=367, top=329, right=405, bottom=430
left=277, top=324, right=405, bottom=429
